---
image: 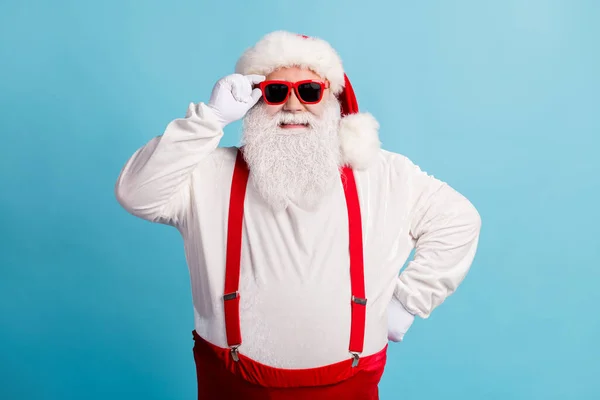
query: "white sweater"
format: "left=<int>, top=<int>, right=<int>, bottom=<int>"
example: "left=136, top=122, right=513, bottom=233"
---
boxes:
left=115, top=103, right=481, bottom=369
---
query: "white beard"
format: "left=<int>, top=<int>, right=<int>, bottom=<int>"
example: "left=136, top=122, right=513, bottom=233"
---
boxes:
left=241, top=97, right=342, bottom=212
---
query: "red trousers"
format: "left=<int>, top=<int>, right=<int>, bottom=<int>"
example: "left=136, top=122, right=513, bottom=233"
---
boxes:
left=192, top=331, right=387, bottom=400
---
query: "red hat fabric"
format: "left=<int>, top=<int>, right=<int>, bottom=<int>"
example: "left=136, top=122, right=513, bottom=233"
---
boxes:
left=340, top=73, right=359, bottom=117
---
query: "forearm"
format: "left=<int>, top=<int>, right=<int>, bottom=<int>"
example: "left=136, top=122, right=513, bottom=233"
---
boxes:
left=396, top=184, right=481, bottom=318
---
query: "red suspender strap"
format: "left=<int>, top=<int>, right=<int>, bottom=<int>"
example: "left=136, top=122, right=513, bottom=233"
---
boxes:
left=223, top=150, right=249, bottom=361
left=341, top=166, right=367, bottom=367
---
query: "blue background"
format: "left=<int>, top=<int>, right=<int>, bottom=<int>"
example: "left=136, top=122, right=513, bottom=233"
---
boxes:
left=1, top=0, right=598, bottom=399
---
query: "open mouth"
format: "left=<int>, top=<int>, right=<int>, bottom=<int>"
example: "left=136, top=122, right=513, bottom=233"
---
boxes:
left=279, top=123, right=309, bottom=129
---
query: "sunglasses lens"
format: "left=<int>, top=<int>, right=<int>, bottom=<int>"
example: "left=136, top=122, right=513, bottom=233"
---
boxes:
left=264, top=84, right=289, bottom=104
left=297, top=82, right=322, bottom=103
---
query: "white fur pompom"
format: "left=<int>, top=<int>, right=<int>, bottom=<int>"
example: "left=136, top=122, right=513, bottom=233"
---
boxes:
left=339, top=113, right=381, bottom=170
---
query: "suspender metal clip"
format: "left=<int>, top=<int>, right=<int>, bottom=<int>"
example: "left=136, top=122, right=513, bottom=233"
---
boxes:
left=351, top=352, right=360, bottom=368
left=230, top=345, right=240, bottom=362
left=351, top=295, right=367, bottom=305
left=224, top=292, right=239, bottom=301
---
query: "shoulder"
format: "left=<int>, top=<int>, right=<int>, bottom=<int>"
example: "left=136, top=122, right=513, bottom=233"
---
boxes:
left=200, top=145, right=238, bottom=167
left=354, top=148, right=447, bottom=203
left=189, top=146, right=239, bottom=184
left=357, top=148, right=436, bottom=180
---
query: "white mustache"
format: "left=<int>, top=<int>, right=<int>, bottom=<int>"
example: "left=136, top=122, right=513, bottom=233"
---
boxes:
left=275, top=111, right=314, bottom=126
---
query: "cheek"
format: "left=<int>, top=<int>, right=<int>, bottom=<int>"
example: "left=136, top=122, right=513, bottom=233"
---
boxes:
left=265, top=104, right=284, bottom=116
left=306, top=103, right=326, bottom=117
left=306, top=91, right=335, bottom=117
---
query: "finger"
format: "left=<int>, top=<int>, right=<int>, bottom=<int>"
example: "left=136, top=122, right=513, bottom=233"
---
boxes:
left=231, top=80, right=244, bottom=102
left=249, top=88, right=263, bottom=105
left=233, top=76, right=253, bottom=102
left=246, top=74, right=266, bottom=85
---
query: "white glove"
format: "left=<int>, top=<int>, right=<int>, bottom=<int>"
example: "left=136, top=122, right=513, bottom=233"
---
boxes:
left=387, top=296, right=415, bottom=342
left=206, top=74, right=265, bottom=129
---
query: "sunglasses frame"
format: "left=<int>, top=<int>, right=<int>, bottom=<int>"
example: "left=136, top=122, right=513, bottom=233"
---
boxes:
left=258, top=80, right=330, bottom=105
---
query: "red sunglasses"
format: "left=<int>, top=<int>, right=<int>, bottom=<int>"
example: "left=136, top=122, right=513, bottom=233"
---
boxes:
left=258, top=80, right=330, bottom=105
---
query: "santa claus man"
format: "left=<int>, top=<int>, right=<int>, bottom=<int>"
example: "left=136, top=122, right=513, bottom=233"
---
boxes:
left=115, top=31, right=481, bottom=399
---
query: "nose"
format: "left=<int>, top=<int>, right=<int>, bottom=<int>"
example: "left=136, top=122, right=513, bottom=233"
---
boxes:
left=282, top=89, right=304, bottom=113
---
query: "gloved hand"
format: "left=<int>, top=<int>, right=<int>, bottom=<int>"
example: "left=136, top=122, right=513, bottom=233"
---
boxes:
left=206, top=74, right=265, bottom=129
left=387, top=296, right=415, bottom=342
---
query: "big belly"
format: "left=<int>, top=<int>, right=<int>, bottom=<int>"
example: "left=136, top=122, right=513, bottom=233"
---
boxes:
left=237, top=280, right=379, bottom=369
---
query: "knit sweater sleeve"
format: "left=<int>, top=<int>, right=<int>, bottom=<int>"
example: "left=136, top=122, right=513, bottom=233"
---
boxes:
left=115, top=102, right=223, bottom=226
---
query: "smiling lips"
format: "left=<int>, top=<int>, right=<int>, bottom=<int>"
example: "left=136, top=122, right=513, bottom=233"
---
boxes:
left=280, top=123, right=309, bottom=129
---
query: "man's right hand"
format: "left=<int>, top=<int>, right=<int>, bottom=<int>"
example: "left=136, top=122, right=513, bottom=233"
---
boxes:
left=206, top=74, right=265, bottom=129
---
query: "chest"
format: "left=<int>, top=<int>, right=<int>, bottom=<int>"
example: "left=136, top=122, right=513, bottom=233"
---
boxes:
left=189, top=164, right=414, bottom=287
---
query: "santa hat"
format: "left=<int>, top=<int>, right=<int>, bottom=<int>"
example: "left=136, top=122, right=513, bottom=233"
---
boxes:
left=235, top=31, right=381, bottom=170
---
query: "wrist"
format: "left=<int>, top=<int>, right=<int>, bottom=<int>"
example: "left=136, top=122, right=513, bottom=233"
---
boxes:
left=387, top=296, right=415, bottom=342
left=201, top=103, right=227, bottom=130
